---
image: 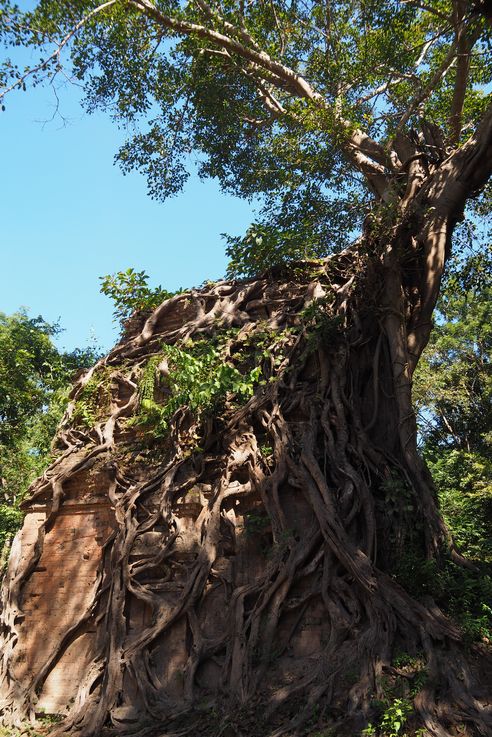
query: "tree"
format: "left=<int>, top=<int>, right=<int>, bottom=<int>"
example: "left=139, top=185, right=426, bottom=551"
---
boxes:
left=0, top=2, right=491, bottom=736
left=0, top=311, right=100, bottom=561
left=414, top=245, right=492, bottom=562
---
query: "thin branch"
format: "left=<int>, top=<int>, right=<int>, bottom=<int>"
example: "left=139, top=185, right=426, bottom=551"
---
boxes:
left=394, top=39, right=459, bottom=135
left=268, top=0, right=286, bottom=55
left=202, top=41, right=287, bottom=119
left=415, top=36, right=437, bottom=68
left=241, top=68, right=287, bottom=116
left=356, top=71, right=419, bottom=106
left=0, top=0, right=118, bottom=101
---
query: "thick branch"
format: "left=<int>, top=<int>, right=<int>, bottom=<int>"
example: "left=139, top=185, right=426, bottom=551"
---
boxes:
left=130, top=0, right=322, bottom=101
left=128, top=0, right=393, bottom=189
left=448, top=3, right=478, bottom=145
left=193, top=0, right=264, bottom=54
left=407, top=99, right=492, bottom=369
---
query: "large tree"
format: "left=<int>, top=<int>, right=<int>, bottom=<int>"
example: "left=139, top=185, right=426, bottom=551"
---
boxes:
left=0, top=2, right=491, bottom=736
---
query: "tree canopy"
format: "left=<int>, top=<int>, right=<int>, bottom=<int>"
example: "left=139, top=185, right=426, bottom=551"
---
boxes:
left=1, top=1, right=491, bottom=272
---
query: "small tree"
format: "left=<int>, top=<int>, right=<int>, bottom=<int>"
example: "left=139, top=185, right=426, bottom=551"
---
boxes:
left=100, top=268, right=175, bottom=328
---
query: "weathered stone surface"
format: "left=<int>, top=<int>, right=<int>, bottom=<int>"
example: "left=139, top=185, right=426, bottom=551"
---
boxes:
left=11, top=501, right=114, bottom=713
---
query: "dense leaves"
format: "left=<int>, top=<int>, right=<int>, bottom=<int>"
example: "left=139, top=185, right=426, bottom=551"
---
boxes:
left=412, top=242, right=492, bottom=637
left=0, top=311, right=100, bottom=529
left=0, top=312, right=65, bottom=446
left=414, top=247, right=492, bottom=561
left=1, top=1, right=491, bottom=274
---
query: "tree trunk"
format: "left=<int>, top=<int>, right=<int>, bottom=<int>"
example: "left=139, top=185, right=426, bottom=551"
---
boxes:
left=0, top=120, right=492, bottom=737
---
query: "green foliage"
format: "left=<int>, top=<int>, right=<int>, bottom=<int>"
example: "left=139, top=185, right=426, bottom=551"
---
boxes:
left=300, top=297, right=344, bottom=351
left=99, top=268, right=176, bottom=327
left=383, top=481, right=492, bottom=643
left=428, top=450, right=492, bottom=562
left=0, top=311, right=100, bottom=496
left=378, top=472, right=417, bottom=525
left=363, top=697, right=414, bottom=737
left=414, top=247, right=492, bottom=458
left=379, top=699, right=413, bottom=737
left=0, top=311, right=65, bottom=445
left=0, top=714, right=64, bottom=737
left=245, top=510, right=270, bottom=537
left=393, top=548, right=492, bottom=644
left=0, top=504, right=22, bottom=551
left=391, top=652, right=423, bottom=670
left=2, top=1, right=490, bottom=276
left=411, top=247, right=492, bottom=640
left=225, top=211, right=354, bottom=278
left=72, top=368, right=112, bottom=428
left=0, top=310, right=100, bottom=561
left=132, top=335, right=263, bottom=436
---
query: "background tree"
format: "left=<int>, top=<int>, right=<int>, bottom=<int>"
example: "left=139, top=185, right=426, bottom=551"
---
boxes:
left=0, top=2, right=492, bottom=737
left=0, top=311, right=99, bottom=558
left=414, top=244, right=492, bottom=562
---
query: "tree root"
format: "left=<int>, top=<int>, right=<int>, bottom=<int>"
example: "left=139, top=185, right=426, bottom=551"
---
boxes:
left=0, top=253, right=490, bottom=737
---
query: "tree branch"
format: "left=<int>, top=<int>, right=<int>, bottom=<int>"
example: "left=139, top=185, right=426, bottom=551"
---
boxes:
left=0, top=0, right=118, bottom=101
left=394, top=39, right=459, bottom=135
left=130, top=0, right=322, bottom=101
left=407, top=99, right=492, bottom=369
left=193, top=0, right=264, bottom=54
left=2, top=0, right=394, bottom=195
left=129, top=0, right=394, bottom=189
left=448, top=40, right=472, bottom=145
left=448, top=2, right=479, bottom=145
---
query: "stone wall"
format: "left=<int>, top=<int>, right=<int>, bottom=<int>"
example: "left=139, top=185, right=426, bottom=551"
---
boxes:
left=11, top=499, right=114, bottom=713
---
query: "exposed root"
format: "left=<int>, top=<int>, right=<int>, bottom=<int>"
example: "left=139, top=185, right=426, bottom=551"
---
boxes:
left=0, top=252, right=490, bottom=737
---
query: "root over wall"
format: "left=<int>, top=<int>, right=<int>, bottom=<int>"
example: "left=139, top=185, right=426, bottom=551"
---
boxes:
left=0, top=251, right=491, bottom=737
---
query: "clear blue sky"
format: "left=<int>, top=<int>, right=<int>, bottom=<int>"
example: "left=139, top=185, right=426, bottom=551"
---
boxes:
left=1, top=77, right=255, bottom=353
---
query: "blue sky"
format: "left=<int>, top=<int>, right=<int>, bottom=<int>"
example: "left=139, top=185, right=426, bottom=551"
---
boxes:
left=1, top=76, right=255, bottom=353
